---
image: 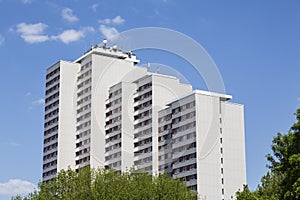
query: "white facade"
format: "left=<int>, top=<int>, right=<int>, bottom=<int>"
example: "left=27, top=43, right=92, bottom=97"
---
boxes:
left=43, top=60, right=79, bottom=181
left=158, top=91, right=246, bottom=199
left=43, top=45, right=146, bottom=181
left=104, top=81, right=137, bottom=171
left=42, top=44, right=246, bottom=199
left=132, top=74, right=192, bottom=174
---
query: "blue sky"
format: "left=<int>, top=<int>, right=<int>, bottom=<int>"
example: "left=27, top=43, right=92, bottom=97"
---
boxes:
left=0, top=0, right=300, bottom=199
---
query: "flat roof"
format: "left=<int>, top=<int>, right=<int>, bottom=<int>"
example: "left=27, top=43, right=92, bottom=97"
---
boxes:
left=166, top=89, right=232, bottom=105
left=74, top=45, right=139, bottom=64
left=132, top=72, right=180, bottom=83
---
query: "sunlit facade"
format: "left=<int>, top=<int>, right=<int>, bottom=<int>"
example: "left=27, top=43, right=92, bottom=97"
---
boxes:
left=42, top=45, right=246, bottom=199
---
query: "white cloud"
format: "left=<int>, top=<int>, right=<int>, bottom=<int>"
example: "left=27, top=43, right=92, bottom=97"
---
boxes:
left=98, top=16, right=124, bottom=41
left=17, top=23, right=47, bottom=36
left=16, top=22, right=92, bottom=44
left=0, top=34, right=4, bottom=46
left=21, top=0, right=32, bottom=4
left=112, top=16, right=125, bottom=25
left=98, top=16, right=125, bottom=25
left=62, top=8, right=79, bottom=23
left=32, top=98, right=45, bottom=105
left=91, top=4, right=98, bottom=12
left=8, top=142, right=20, bottom=147
left=1, top=142, right=21, bottom=147
left=16, top=22, right=49, bottom=43
left=82, top=26, right=96, bottom=33
left=52, top=27, right=94, bottom=44
left=22, top=35, right=49, bottom=43
left=98, top=18, right=111, bottom=24
left=99, top=25, right=119, bottom=41
left=52, top=29, right=85, bottom=44
left=0, top=179, right=36, bottom=195
left=25, top=92, right=31, bottom=96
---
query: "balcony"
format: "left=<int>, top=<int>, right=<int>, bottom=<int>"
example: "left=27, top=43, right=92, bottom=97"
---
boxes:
left=44, top=122, right=59, bottom=132
left=43, top=163, right=57, bottom=172
left=105, top=138, right=121, bottom=148
left=133, top=106, right=151, bottom=116
left=76, top=100, right=91, bottom=110
left=158, top=147, right=172, bottom=156
left=133, top=152, right=152, bottom=162
left=108, top=93, right=121, bottom=103
left=172, top=148, right=196, bottom=160
left=105, top=147, right=121, bottom=156
left=45, top=105, right=59, bottom=116
left=137, top=160, right=152, bottom=170
left=76, top=92, right=91, bottom=103
left=105, top=106, right=112, bottom=113
left=172, top=127, right=196, bottom=140
left=136, top=87, right=152, bottom=97
left=172, top=137, right=196, bottom=149
left=185, top=179, right=197, bottom=187
left=44, top=146, right=58, bottom=155
left=134, top=114, right=151, bottom=125
left=75, top=151, right=90, bottom=161
left=172, top=108, right=196, bottom=119
left=77, top=108, right=91, bottom=117
left=173, top=168, right=197, bottom=179
left=76, top=126, right=91, bottom=135
left=134, top=131, right=152, bottom=143
left=105, top=130, right=121, bottom=139
left=75, top=144, right=90, bottom=153
left=43, top=156, right=57, bottom=165
left=133, top=92, right=139, bottom=98
left=75, top=161, right=90, bottom=169
left=76, top=134, right=90, bottom=144
left=44, top=130, right=58, bottom=140
left=76, top=117, right=91, bottom=127
left=172, top=158, right=197, bottom=169
left=109, top=102, right=121, bottom=111
left=106, top=112, right=121, bottom=122
left=105, top=122, right=118, bottom=131
left=134, top=124, right=152, bottom=134
left=172, top=117, right=196, bottom=130
left=134, top=142, right=152, bottom=152
left=158, top=137, right=172, bottom=147
left=105, top=156, right=121, bottom=166
left=77, top=84, right=91, bottom=94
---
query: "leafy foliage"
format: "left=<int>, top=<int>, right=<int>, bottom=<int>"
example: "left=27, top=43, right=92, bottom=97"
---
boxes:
left=236, top=108, right=300, bottom=200
left=12, top=167, right=197, bottom=200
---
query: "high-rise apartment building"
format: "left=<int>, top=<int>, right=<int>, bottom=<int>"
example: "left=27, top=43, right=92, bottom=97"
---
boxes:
left=132, top=74, right=192, bottom=174
left=43, top=45, right=146, bottom=181
left=43, top=61, right=79, bottom=181
left=104, top=81, right=136, bottom=171
left=158, top=91, right=246, bottom=199
left=42, top=44, right=246, bottom=199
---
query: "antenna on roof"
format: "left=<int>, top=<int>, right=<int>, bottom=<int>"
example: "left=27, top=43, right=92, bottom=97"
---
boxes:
left=112, top=44, right=117, bottom=51
left=157, top=67, right=160, bottom=74
left=147, top=63, right=151, bottom=71
left=103, top=39, right=107, bottom=48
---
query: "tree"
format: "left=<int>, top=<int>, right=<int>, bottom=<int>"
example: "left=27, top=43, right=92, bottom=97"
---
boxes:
left=236, top=108, right=300, bottom=200
left=12, top=167, right=197, bottom=200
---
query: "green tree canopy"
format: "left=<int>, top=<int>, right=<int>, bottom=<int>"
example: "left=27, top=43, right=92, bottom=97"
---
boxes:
left=12, top=167, right=197, bottom=200
left=236, top=108, right=300, bottom=200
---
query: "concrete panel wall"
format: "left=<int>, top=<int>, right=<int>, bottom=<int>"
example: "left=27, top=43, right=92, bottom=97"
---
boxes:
left=196, top=94, right=222, bottom=200
left=57, top=61, right=80, bottom=171
left=222, top=102, right=246, bottom=199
